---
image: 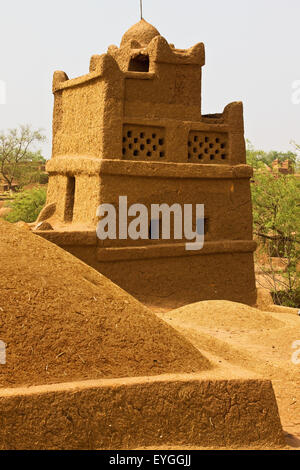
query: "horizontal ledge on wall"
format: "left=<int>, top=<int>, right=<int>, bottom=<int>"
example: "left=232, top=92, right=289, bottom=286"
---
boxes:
left=124, top=72, right=156, bottom=80
left=46, top=157, right=252, bottom=179
left=123, top=118, right=229, bottom=131
left=33, top=232, right=256, bottom=258
left=34, top=230, right=97, bottom=246
left=0, top=373, right=283, bottom=449
left=96, top=240, right=257, bottom=262
left=53, top=71, right=103, bottom=92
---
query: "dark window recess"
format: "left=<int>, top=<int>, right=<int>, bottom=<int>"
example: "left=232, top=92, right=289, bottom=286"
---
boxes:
left=204, top=217, right=209, bottom=235
left=196, top=217, right=209, bottom=235
left=64, top=176, right=75, bottom=222
left=128, top=55, right=150, bottom=72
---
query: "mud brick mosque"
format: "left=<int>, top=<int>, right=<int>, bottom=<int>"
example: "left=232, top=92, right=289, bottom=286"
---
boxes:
left=35, top=19, right=257, bottom=308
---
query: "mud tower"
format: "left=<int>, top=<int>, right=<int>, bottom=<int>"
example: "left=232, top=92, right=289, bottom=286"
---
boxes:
left=35, top=19, right=257, bottom=308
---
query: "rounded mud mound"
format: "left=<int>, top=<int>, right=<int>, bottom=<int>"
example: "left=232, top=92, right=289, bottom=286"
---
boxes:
left=165, top=300, right=284, bottom=331
left=0, top=220, right=211, bottom=388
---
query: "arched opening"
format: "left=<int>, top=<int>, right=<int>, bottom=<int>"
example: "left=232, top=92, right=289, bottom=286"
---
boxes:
left=128, top=54, right=150, bottom=72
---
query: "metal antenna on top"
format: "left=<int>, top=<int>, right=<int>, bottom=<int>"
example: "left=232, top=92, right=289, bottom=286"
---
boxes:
left=140, top=0, right=143, bottom=19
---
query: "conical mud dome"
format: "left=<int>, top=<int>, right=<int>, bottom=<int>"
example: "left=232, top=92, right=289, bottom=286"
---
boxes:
left=0, top=220, right=211, bottom=388
left=120, top=19, right=160, bottom=47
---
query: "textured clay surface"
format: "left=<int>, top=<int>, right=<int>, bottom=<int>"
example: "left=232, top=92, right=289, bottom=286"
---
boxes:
left=162, top=300, right=285, bottom=331
left=0, top=220, right=211, bottom=388
left=157, top=300, right=300, bottom=448
left=0, top=375, right=285, bottom=450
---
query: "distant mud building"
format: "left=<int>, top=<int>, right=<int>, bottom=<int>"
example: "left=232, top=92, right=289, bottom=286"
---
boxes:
left=271, top=159, right=294, bottom=175
left=35, top=20, right=257, bottom=308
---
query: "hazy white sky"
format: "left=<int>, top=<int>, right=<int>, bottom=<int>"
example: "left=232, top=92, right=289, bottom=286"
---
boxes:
left=0, top=0, right=299, bottom=158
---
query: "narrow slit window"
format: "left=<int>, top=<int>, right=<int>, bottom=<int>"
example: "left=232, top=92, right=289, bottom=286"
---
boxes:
left=204, top=217, right=209, bottom=235
left=64, top=176, right=75, bottom=222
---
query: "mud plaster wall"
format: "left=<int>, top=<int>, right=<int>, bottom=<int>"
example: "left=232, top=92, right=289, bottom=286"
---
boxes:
left=97, top=174, right=254, bottom=247
left=72, top=175, right=100, bottom=226
left=61, top=245, right=257, bottom=309
left=0, top=377, right=284, bottom=450
left=46, top=173, right=100, bottom=225
left=124, top=64, right=202, bottom=121
left=52, top=79, right=106, bottom=158
left=46, top=174, right=69, bottom=223
left=38, top=21, right=256, bottom=307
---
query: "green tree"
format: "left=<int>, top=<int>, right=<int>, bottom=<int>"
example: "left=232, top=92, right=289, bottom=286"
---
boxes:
left=13, top=156, right=47, bottom=188
left=268, top=150, right=297, bottom=167
left=251, top=170, right=300, bottom=307
left=246, top=140, right=268, bottom=169
left=25, top=150, right=46, bottom=163
left=4, top=187, right=47, bottom=223
left=246, top=140, right=298, bottom=171
left=291, top=141, right=300, bottom=172
left=0, top=125, right=46, bottom=191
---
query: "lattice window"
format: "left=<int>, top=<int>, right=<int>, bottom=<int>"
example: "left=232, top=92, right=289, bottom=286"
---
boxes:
left=187, top=131, right=229, bottom=163
left=122, top=125, right=165, bottom=160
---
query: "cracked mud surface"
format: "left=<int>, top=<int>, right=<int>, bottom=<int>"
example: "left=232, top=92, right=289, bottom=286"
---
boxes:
left=155, top=300, right=300, bottom=450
